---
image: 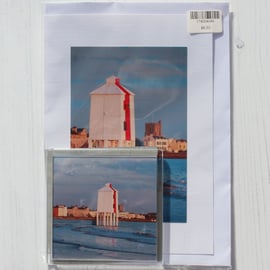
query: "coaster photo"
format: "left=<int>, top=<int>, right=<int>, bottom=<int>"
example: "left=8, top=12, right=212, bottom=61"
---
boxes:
left=47, top=148, right=161, bottom=263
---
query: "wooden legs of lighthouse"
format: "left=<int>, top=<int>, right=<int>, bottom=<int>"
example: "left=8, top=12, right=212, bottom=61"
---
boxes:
left=96, top=212, right=118, bottom=227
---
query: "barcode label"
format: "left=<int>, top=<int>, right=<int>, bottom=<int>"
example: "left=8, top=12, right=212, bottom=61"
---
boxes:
left=190, top=11, right=220, bottom=20
left=188, top=10, right=222, bottom=34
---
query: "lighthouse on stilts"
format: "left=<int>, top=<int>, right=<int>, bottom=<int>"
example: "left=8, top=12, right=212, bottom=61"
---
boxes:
left=96, top=183, right=119, bottom=227
left=88, top=76, right=135, bottom=148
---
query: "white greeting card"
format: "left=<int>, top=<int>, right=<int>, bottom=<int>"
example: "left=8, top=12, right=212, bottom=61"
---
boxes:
left=44, top=2, right=230, bottom=267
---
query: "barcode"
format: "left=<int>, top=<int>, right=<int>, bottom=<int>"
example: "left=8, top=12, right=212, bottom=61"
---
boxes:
left=190, top=11, right=220, bottom=20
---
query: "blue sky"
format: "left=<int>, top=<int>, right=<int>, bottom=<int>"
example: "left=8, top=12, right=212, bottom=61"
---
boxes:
left=71, top=47, right=187, bottom=140
left=53, top=157, right=157, bottom=213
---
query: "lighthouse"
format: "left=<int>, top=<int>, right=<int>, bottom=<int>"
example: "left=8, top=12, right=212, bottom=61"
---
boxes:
left=96, top=183, right=119, bottom=227
left=88, top=76, right=135, bottom=148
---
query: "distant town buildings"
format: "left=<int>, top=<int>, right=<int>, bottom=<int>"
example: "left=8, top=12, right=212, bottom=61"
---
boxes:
left=118, top=212, right=145, bottom=220
left=67, top=206, right=91, bottom=218
left=53, top=203, right=156, bottom=222
left=53, top=205, right=93, bottom=218
left=143, top=120, right=187, bottom=153
left=88, top=76, right=135, bottom=148
left=96, top=183, right=119, bottom=227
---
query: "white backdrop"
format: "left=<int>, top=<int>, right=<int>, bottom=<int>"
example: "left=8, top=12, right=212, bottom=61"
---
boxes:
left=0, top=0, right=270, bottom=269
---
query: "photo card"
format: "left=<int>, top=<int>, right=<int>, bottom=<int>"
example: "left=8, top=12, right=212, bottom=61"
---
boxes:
left=47, top=148, right=161, bottom=263
left=70, top=47, right=188, bottom=223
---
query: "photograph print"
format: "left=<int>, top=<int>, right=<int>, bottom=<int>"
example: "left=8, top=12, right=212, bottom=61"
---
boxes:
left=71, top=47, right=187, bottom=223
left=52, top=156, right=158, bottom=261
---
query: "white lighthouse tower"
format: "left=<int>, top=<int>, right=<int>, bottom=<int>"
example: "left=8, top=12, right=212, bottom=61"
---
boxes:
left=88, top=76, right=135, bottom=148
left=96, top=183, right=119, bottom=227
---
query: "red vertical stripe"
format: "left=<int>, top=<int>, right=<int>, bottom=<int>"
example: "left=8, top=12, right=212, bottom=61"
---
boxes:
left=115, top=79, right=131, bottom=141
left=109, top=183, right=117, bottom=213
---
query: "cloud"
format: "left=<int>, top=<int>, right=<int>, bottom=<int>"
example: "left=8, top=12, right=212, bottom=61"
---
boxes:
left=117, top=58, right=186, bottom=119
left=119, top=58, right=186, bottom=78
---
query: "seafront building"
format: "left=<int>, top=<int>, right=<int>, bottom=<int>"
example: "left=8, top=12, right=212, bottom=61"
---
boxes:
left=67, top=206, right=91, bottom=218
left=88, top=76, right=135, bottom=148
left=118, top=212, right=146, bottom=220
left=53, top=205, right=67, bottom=217
left=143, top=120, right=187, bottom=152
left=70, top=127, right=88, bottom=148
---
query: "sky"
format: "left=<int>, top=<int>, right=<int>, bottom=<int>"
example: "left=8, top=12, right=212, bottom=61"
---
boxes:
left=53, top=157, right=157, bottom=213
left=71, top=47, right=187, bottom=140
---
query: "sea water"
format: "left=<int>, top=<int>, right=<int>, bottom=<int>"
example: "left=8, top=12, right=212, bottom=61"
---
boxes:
left=163, top=158, right=187, bottom=223
left=53, top=219, right=157, bottom=261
